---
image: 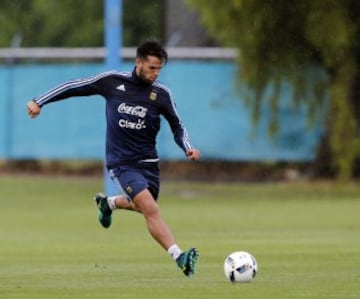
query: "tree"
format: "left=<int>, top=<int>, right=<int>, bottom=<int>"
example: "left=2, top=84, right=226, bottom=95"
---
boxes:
left=188, top=0, right=360, bottom=179
left=0, top=0, right=104, bottom=47
left=0, top=0, right=164, bottom=47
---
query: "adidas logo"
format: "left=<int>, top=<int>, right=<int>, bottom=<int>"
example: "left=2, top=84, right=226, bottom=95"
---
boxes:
left=116, top=84, right=126, bottom=91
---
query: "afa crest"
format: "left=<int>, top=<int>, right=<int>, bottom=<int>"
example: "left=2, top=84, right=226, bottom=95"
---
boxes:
left=125, top=185, right=133, bottom=194
left=149, top=91, right=157, bottom=101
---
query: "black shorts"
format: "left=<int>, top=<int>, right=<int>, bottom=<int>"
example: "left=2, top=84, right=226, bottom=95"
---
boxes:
left=109, top=162, right=160, bottom=201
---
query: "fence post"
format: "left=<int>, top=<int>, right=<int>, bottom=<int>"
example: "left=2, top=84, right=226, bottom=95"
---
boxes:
left=104, top=0, right=122, bottom=196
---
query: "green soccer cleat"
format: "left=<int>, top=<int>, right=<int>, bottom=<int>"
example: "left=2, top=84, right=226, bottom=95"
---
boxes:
left=94, top=193, right=112, bottom=228
left=176, top=247, right=199, bottom=277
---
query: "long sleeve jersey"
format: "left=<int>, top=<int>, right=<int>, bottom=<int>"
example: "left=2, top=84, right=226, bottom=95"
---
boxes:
left=33, top=68, right=193, bottom=168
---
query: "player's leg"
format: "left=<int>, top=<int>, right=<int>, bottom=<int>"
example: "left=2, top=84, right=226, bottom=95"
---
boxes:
left=132, top=188, right=175, bottom=249
left=132, top=189, right=199, bottom=276
left=95, top=165, right=199, bottom=276
left=94, top=166, right=143, bottom=228
left=110, top=194, right=141, bottom=212
left=94, top=192, right=141, bottom=228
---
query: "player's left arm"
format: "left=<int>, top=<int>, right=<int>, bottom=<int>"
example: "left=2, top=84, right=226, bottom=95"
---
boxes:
left=160, top=92, right=200, bottom=161
left=186, top=148, right=200, bottom=161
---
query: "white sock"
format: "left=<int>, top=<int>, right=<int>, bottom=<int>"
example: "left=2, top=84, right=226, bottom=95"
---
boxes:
left=107, top=196, right=117, bottom=211
left=168, top=244, right=183, bottom=261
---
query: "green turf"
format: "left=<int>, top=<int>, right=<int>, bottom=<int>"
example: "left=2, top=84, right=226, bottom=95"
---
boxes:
left=0, top=175, right=359, bottom=299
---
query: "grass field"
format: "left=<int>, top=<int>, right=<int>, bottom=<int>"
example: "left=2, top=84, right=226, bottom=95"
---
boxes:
left=0, top=175, right=359, bottom=299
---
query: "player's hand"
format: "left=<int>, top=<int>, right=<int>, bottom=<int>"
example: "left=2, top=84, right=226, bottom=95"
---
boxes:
left=186, top=148, right=200, bottom=161
left=27, top=100, right=41, bottom=118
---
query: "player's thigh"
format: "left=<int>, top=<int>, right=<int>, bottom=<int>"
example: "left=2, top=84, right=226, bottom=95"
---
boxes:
left=140, top=164, right=160, bottom=200
left=109, top=166, right=148, bottom=200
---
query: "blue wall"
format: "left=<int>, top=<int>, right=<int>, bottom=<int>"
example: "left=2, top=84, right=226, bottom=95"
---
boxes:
left=0, top=61, right=324, bottom=161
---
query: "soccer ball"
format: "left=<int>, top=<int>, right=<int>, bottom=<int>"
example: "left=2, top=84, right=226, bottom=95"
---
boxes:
left=223, top=251, right=258, bottom=283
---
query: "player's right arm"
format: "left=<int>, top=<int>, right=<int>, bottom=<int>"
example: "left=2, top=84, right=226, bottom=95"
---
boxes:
left=26, top=71, right=117, bottom=118
left=27, top=100, right=41, bottom=118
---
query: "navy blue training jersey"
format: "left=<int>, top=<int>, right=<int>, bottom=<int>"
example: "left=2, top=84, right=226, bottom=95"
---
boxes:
left=33, top=68, right=193, bottom=168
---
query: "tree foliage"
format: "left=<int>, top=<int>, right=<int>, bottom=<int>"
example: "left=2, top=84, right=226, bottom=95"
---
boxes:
left=188, top=0, right=360, bottom=179
left=0, top=0, right=164, bottom=47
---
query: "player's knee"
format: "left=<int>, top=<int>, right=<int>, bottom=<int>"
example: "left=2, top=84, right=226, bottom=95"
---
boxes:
left=141, top=201, right=159, bottom=217
left=133, top=191, right=159, bottom=216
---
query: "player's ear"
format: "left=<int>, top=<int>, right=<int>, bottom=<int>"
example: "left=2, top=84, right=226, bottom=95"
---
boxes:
left=135, top=57, right=143, bottom=68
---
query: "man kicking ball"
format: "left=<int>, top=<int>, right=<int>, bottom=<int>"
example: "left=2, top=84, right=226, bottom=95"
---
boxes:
left=27, top=40, right=200, bottom=277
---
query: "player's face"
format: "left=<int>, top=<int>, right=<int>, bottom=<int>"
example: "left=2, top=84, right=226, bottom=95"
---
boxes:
left=136, top=55, right=164, bottom=84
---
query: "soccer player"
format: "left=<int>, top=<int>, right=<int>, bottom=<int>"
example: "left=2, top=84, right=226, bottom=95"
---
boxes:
left=26, top=41, right=200, bottom=277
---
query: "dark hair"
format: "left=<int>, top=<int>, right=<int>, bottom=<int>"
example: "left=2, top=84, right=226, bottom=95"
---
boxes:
left=136, top=41, right=168, bottom=65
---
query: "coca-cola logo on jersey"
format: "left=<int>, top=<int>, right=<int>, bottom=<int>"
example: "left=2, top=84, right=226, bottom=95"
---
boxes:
left=118, top=103, right=147, bottom=118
